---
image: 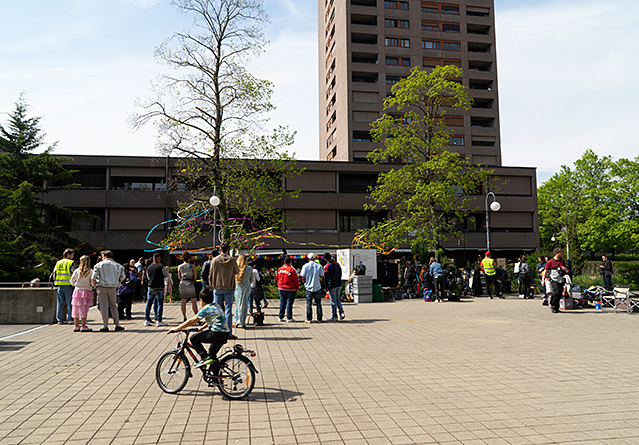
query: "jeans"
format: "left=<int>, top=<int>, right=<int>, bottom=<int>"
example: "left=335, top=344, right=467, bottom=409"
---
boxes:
left=146, top=290, right=164, bottom=322
left=56, top=285, right=74, bottom=322
left=550, top=281, right=563, bottom=310
left=305, top=289, right=323, bottom=321
left=278, top=290, right=296, bottom=320
left=201, top=277, right=209, bottom=289
left=328, top=286, right=344, bottom=318
left=214, top=288, right=235, bottom=335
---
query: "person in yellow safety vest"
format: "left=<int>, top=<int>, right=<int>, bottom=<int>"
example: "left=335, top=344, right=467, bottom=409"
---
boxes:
left=55, top=248, right=76, bottom=324
left=481, top=251, right=502, bottom=299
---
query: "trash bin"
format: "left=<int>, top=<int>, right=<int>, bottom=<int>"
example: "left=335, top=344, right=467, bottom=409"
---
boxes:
left=373, top=284, right=383, bottom=302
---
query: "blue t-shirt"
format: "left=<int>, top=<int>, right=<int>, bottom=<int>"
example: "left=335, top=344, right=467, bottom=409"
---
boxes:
left=196, top=303, right=229, bottom=332
left=429, top=262, right=445, bottom=277
left=300, top=260, right=324, bottom=292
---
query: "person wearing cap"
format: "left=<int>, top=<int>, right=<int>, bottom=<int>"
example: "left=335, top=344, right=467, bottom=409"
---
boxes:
left=481, top=251, right=498, bottom=299
left=299, top=253, right=325, bottom=323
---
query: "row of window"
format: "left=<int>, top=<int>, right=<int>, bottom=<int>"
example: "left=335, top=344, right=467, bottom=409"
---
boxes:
left=353, top=0, right=490, bottom=17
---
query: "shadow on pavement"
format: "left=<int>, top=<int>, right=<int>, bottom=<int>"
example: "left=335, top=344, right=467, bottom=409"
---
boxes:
left=0, top=341, right=32, bottom=351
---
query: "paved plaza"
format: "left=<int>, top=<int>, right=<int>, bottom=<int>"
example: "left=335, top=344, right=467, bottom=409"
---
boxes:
left=1, top=295, right=639, bottom=445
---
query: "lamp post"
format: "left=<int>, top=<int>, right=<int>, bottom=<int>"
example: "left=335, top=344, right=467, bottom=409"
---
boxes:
left=209, top=190, right=220, bottom=248
left=485, top=192, right=500, bottom=252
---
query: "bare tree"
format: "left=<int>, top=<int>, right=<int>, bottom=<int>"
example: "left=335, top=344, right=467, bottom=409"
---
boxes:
left=130, top=0, right=299, bottom=247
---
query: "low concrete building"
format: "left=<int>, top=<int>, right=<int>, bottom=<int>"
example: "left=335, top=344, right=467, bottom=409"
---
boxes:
left=43, top=155, right=538, bottom=265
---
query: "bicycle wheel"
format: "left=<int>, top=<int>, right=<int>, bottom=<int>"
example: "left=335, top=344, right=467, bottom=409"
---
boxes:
left=217, top=355, right=255, bottom=400
left=156, top=351, right=189, bottom=394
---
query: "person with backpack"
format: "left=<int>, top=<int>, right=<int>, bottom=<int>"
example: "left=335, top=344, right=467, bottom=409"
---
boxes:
left=323, top=252, right=345, bottom=320
left=518, top=255, right=532, bottom=299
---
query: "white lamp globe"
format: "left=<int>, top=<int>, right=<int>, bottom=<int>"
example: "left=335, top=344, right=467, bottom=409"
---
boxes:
left=490, top=201, right=501, bottom=212
left=209, top=195, right=220, bottom=207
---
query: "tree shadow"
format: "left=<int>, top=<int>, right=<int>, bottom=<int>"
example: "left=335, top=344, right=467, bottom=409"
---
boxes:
left=0, top=341, right=32, bottom=351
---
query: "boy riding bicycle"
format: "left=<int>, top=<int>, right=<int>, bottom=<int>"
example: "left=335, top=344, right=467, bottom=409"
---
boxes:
left=169, top=287, right=229, bottom=369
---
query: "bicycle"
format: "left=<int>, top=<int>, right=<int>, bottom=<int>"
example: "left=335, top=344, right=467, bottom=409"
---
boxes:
left=156, top=328, right=258, bottom=399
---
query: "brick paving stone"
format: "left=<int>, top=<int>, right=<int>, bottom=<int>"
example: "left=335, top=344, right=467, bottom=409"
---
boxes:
left=2, top=298, right=639, bottom=444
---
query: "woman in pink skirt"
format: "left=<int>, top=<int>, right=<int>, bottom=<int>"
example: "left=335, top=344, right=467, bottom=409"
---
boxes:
left=70, top=255, right=94, bottom=332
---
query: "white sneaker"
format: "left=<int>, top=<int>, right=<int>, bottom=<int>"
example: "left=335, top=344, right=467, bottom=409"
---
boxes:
left=325, top=317, right=336, bottom=322
left=287, top=318, right=296, bottom=323
left=279, top=318, right=286, bottom=322
left=156, top=321, right=167, bottom=327
left=519, top=294, right=525, bottom=298
left=143, top=320, right=153, bottom=326
left=340, top=313, right=345, bottom=320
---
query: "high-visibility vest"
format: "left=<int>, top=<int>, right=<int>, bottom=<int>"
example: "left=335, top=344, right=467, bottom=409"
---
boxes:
left=54, top=259, right=74, bottom=286
left=482, top=257, right=496, bottom=276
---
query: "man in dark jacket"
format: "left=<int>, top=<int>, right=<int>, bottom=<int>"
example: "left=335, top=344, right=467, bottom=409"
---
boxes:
left=145, top=252, right=169, bottom=327
left=323, top=253, right=345, bottom=321
left=599, top=255, right=613, bottom=291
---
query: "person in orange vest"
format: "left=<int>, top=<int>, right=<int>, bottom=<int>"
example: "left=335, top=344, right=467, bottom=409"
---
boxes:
left=481, top=251, right=501, bottom=299
left=54, top=248, right=76, bottom=324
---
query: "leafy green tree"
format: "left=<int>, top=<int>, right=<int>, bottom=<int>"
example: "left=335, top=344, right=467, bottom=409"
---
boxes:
left=0, top=96, right=80, bottom=281
left=538, top=149, right=639, bottom=261
left=356, top=66, right=490, bottom=252
left=130, top=0, right=300, bottom=250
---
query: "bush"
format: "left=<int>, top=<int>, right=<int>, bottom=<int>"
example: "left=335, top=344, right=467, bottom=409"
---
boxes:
left=616, top=261, right=639, bottom=288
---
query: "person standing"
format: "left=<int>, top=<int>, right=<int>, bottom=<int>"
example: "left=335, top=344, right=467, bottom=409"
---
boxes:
left=518, top=255, right=532, bottom=299
left=542, top=248, right=569, bottom=313
left=429, top=257, right=446, bottom=303
left=178, top=252, right=198, bottom=322
left=481, top=251, right=498, bottom=299
left=233, top=254, right=253, bottom=329
left=599, top=255, right=613, bottom=291
left=54, top=248, right=76, bottom=324
left=70, top=255, right=93, bottom=332
left=116, top=263, right=137, bottom=320
left=145, top=252, right=169, bottom=327
left=323, top=253, right=345, bottom=321
left=210, top=243, right=239, bottom=339
left=300, top=253, right=325, bottom=323
left=201, top=258, right=211, bottom=289
left=91, top=250, right=126, bottom=332
left=249, top=260, right=263, bottom=313
left=277, top=257, right=299, bottom=322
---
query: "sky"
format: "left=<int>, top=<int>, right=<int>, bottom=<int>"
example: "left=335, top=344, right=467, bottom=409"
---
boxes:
left=1, top=0, right=638, bottom=184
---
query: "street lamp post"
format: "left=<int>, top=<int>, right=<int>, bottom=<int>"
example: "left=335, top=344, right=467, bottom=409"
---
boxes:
left=485, top=192, right=500, bottom=252
left=209, top=190, right=220, bottom=248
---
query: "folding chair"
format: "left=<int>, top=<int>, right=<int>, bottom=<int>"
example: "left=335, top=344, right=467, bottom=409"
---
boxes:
left=627, top=292, right=639, bottom=314
left=599, top=286, right=616, bottom=308
left=613, top=286, right=631, bottom=313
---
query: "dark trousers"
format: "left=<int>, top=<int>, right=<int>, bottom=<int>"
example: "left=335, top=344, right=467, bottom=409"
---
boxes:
left=485, top=274, right=498, bottom=297
left=603, top=274, right=612, bottom=291
left=521, top=275, right=532, bottom=298
left=190, top=330, right=229, bottom=360
left=433, top=275, right=446, bottom=300
left=117, top=291, right=134, bottom=319
left=550, top=281, right=563, bottom=310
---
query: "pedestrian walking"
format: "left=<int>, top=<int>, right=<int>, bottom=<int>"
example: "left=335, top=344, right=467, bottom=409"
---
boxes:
left=233, top=254, right=253, bottom=329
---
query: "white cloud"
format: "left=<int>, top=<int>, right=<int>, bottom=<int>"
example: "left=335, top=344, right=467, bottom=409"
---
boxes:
left=496, top=0, right=639, bottom=181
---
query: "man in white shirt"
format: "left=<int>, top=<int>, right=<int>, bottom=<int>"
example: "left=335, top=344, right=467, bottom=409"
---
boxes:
left=299, top=253, right=325, bottom=323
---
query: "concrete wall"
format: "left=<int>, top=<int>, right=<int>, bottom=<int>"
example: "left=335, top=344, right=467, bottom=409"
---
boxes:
left=0, top=288, right=58, bottom=324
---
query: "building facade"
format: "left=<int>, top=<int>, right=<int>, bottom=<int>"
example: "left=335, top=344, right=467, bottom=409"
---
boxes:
left=44, top=156, right=538, bottom=264
left=319, top=0, right=501, bottom=164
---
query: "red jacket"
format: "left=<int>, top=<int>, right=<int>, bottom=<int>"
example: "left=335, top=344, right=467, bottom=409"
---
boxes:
left=277, top=264, right=299, bottom=291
